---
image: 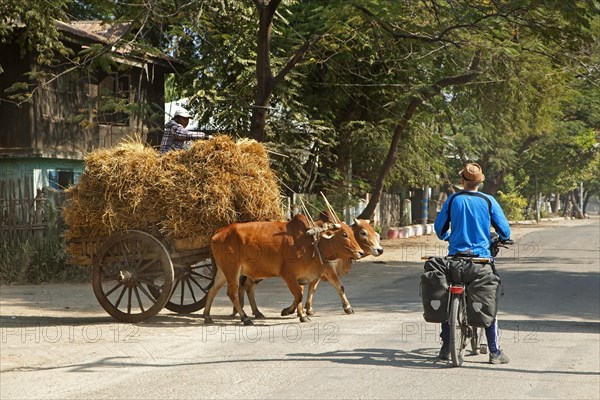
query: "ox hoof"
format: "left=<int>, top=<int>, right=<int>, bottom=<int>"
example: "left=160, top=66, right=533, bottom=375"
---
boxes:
left=306, top=309, right=315, bottom=316
left=281, top=308, right=293, bottom=316
left=204, top=317, right=214, bottom=325
left=254, top=311, right=266, bottom=319
left=243, top=318, right=254, bottom=326
left=344, top=307, right=355, bottom=315
left=299, top=315, right=311, bottom=323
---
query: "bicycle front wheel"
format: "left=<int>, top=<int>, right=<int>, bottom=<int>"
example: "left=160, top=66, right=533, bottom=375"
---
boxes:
left=449, top=294, right=466, bottom=366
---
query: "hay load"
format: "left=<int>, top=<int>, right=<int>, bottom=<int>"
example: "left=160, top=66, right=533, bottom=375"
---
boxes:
left=64, top=136, right=284, bottom=262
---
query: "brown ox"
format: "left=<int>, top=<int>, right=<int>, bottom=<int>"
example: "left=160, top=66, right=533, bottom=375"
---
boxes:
left=204, top=214, right=364, bottom=325
left=235, top=217, right=383, bottom=317
left=305, top=218, right=383, bottom=315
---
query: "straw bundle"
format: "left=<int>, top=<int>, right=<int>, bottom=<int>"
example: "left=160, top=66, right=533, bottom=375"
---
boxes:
left=63, top=136, right=284, bottom=262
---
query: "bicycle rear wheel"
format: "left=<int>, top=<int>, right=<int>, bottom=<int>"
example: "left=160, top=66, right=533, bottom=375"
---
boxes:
left=449, top=294, right=467, bottom=366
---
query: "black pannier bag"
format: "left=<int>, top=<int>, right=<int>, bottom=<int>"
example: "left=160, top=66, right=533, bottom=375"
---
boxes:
left=420, top=257, right=501, bottom=326
left=466, top=267, right=501, bottom=328
left=420, top=257, right=450, bottom=323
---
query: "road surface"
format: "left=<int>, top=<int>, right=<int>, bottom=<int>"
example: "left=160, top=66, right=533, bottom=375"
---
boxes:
left=1, top=218, right=598, bottom=399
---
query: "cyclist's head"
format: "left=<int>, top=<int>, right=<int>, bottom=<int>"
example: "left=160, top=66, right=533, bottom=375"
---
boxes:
left=460, top=163, right=485, bottom=190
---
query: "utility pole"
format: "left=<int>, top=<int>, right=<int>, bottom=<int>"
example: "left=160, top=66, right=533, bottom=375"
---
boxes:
left=422, top=186, right=430, bottom=224
left=535, top=175, right=540, bottom=222
left=580, top=181, right=584, bottom=213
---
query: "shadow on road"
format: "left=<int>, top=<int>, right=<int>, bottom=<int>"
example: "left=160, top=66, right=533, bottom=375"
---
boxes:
left=5, top=347, right=599, bottom=377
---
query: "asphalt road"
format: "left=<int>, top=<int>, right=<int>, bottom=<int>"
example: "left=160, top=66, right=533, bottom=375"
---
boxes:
left=1, top=218, right=599, bottom=399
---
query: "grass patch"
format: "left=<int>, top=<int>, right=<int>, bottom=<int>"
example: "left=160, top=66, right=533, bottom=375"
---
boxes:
left=0, top=237, right=90, bottom=285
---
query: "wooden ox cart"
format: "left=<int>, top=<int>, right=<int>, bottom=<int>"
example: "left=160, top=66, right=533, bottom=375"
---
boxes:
left=69, top=231, right=216, bottom=323
left=64, top=137, right=283, bottom=323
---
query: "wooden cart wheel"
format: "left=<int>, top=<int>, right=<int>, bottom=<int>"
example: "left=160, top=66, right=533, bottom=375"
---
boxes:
left=149, top=258, right=216, bottom=314
left=92, top=230, right=174, bottom=323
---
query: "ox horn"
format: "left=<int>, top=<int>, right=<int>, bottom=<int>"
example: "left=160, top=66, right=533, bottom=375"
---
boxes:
left=353, top=218, right=360, bottom=226
left=321, top=231, right=334, bottom=239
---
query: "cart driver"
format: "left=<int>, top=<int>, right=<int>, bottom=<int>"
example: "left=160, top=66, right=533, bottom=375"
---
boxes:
left=160, top=107, right=211, bottom=153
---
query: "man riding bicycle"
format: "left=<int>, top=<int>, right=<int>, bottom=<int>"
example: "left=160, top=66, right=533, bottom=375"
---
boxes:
left=433, top=163, right=511, bottom=364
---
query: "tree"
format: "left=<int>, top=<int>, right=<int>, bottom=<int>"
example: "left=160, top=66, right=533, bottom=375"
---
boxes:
left=5, top=0, right=598, bottom=222
left=350, top=0, right=597, bottom=218
left=249, top=0, right=318, bottom=142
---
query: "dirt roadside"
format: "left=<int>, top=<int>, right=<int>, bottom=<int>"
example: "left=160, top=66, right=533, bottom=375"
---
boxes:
left=375, top=217, right=594, bottom=263
left=0, top=216, right=593, bottom=325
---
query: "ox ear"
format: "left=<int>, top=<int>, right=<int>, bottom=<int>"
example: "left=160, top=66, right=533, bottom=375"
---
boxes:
left=321, top=231, right=334, bottom=239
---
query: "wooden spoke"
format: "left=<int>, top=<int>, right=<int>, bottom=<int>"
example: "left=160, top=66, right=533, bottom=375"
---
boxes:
left=92, top=231, right=173, bottom=323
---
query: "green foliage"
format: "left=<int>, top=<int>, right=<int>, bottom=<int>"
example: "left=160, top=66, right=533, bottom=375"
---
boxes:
left=0, top=237, right=89, bottom=285
left=497, top=190, right=528, bottom=222
left=4, top=0, right=600, bottom=219
left=0, top=0, right=70, bottom=67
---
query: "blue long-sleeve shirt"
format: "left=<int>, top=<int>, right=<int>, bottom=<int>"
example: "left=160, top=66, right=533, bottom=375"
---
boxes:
left=434, top=191, right=511, bottom=257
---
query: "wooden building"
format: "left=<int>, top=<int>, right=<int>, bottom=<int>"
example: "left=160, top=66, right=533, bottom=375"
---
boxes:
left=0, top=20, right=181, bottom=193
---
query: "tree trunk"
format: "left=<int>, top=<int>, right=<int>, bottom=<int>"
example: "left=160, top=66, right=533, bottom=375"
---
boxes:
left=249, top=0, right=315, bottom=142
left=482, top=175, right=504, bottom=197
left=569, top=190, right=585, bottom=219
left=358, top=52, right=481, bottom=219
left=552, top=193, right=560, bottom=214
left=583, top=189, right=591, bottom=216
left=249, top=0, right=279, bottom=142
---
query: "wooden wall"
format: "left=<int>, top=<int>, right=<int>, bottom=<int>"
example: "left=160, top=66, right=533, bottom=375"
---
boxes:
left=0, top=177, right=46, bottom=244
left=0, top=42, right=169, bottom=159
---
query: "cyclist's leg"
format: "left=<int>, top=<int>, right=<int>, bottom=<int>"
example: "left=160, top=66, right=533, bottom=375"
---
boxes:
left=440, top=321, right=450, bottom=343
left=484, top=318, right=499, bottom=354
left=485, top=318, right=510, bottom=363
left=438, top=321, right=451, bottom=359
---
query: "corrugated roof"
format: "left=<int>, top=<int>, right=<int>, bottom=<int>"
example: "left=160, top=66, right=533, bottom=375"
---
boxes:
left=55, top=20, right=183, bottom=70
left=66, top=20, right=131, bottom=43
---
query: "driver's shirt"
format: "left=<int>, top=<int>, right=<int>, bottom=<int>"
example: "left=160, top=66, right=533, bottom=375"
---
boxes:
left=434, top=190, right=511, bottom=257
left=160, top=119, right=209, bottom=153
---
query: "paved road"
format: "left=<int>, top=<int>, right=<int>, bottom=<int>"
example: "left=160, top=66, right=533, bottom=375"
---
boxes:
left=1, top=219, right=599, bottom=399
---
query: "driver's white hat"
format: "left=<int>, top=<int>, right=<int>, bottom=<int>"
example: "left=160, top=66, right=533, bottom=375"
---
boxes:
left=174, top=107, right=191, bottom=118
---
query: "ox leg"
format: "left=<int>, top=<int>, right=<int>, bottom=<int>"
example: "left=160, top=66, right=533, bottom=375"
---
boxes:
left=231, top=278, right=264, bottom=318
left=280, top=284, right=301, bottom=316
left=281, top=277, right=309, bottom=322
left=245, top=279, right=265, bottom=319
left=305, top=278, right=321, bottom=316
left=326, top=274, right=354, bottom=314
left=203, top=267, right=227, bottom=324
left=226, top=277, right=253, bottom=326
left=231, top=276, right=248, bottom=317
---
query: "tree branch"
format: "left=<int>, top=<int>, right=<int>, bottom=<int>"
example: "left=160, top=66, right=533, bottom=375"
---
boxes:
left=273, top=36, right=320, bottom=87
left=358, top=51, right=481, bottom=219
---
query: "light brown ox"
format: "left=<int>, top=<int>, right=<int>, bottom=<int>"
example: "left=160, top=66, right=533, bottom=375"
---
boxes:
left=305, top=218, right=384, bottom=315
left=235, top=217, right=384, bottom=317
left=204, top=214, right=364, bottom=325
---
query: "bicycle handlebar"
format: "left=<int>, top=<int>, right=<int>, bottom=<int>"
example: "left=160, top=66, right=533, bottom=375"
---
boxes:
left=421, top=256, right=492, bottom=263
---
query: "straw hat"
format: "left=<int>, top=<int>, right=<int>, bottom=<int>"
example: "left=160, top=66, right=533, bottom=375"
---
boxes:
left=459, top=163, right=485, bottom=183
